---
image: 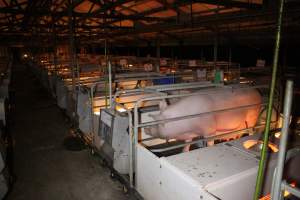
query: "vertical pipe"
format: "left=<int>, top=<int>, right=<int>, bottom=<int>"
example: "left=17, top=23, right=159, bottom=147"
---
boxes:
left=68, top=0, right=75, bottom=96
left=76, top=53, right=80, bottom=88
left=213, top=34, right=218, bottom=65
left=104, top=39, right=108, bottom=108
left=108, top=61, right=112, bottom=107
left=156, top=39, right=161, bottom=73
left=271, top=80, right=293, bottom=200
left=190, top=2, right=193, bottom=25
left=133, top=104, right=139, bottom=187
left=214, top=6, right=219, bottom=68
left=229, top=47, right=232, bottom=65
left=90, top=85, right=95, bottom=137
left=253, top=0, right=285, bottom=199
left=53, top=33, right=58, bottom=75
left=128, top=110, right=133, bottom=188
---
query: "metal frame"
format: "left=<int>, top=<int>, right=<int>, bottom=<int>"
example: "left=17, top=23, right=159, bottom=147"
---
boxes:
left=271, top=80, right=299, bottom=200
left=127, top=84, right=271, bottom=188
left=3, top=0, right=300, bottom=46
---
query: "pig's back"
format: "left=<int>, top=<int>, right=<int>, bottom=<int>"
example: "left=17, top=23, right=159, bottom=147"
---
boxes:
left=211, top=89, right=262, bottom=131
left=162, top=95, right=214, bottom=118
left=158, top=95, right=216, bottom=138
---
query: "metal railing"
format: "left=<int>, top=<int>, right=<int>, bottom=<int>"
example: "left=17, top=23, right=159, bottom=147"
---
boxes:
left=271, top=80, right=300, bottom=200
left=128, top=84, right=271, bottom=188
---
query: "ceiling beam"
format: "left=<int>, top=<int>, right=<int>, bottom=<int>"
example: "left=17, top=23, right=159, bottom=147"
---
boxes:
left=181, top=0, right=262, bottom=9
left=159, top=31, right=182, bottom=42
left=108, top=8, right=300, bottom=38
left=0, top=7, right=167, bottom=21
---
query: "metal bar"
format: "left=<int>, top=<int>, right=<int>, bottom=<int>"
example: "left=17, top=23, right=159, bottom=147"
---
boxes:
left=132, top=83, right=270, bottom=188
left=134, top=98, right=139, bottom=187
left=147, top=123, right=279, bottom=153
left=281, top=181, right=300, bottom=198
left=185, top=0, right=262, bottom=9
left=253, top=0, right=285, bottom=198
left=112, top=81, right=222, bottom=105
left=68, top=0, right=76, bottom=113
left=271, top=80, right=294, bottom=200
left=229, top=47, right=232, bottom=65
left=104, top=39, right=108, bottom=108
left=134, top=84, right=268, bottom=106
left=53, top=39, right=58, bottom=75
left=156, top=39, right=160, bottom=73
left=213, top=33, right=218, bottom=65
left=138, top=103, right=266, bottom=128
left=90, top=85, right=95, bottom=139
left=112, top=83, right=269, bottom=111
left=108, top=60, right=112, bottom=107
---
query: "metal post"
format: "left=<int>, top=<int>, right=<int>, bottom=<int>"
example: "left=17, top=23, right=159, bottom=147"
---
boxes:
left=68, top=0, right=77, bottom=117
left=214, top=6, right=219, bottom=68
left=253, top=0, right=285, bottom=199
left=104, top=39, right=108, bottom=108
left=51, top=14, right=58, bottom=75
left=105, top=39, right=107, bottom=63
left=76, top=53, right=80, bottom=89
left=53, top=35, right=58, bottom=74
left=133, top=102, right=139, bottom=187
left=213, top=34, right=218, bottom=65
left=271, top=80, right=293, bottom=200
left=156, top=39, right=160, bottom=73
left=229, top=47, right=232, bottom=65
left=90, top=85, right=95, bottom=138
left=68, top=0, right=76, bottom=96
left=108, top=61, right=112, bottom=107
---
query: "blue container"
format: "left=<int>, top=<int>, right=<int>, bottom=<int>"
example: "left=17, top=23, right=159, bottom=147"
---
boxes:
left=153, top=76, right=175, bottom=85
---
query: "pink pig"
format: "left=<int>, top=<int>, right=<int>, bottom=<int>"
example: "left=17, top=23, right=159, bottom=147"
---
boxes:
left=145, top=88, right=262, bottom=151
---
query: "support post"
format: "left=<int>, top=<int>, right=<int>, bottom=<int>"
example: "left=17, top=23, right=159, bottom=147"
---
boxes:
left=213, top=33, right=218, bottom=65
left=229, top=47, right=232, bottom=65
left=253, top=0, right=285, bottom=199
left=271, top=80, right=294, bottom=200
left=156, top=39, right=161, bottom=73
left=52, top=16, right=58, bottom=75
left=104, top=39, right=108, bottom=108
left=68, top=0, right=77, bottom=116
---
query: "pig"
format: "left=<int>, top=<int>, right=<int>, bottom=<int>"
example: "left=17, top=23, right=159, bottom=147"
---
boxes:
left=145, top=88, right=262, bottom=151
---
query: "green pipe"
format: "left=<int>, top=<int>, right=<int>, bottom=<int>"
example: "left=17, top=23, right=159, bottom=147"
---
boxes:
left=105, top=80, right=108, bottom=108
left=104, top=39, right=108, bottom=109
left=253, top=0, right=285, bottom=199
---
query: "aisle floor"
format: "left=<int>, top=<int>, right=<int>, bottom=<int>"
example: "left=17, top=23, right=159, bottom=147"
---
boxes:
left=6, top=64, right=130, bottom=200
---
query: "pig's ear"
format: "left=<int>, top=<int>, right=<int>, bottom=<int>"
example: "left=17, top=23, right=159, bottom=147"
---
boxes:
left=159, top=100, right=168, bottom=111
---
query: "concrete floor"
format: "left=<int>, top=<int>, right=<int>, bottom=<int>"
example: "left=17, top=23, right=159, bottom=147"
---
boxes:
left=5, top=64, right=131, bottom=200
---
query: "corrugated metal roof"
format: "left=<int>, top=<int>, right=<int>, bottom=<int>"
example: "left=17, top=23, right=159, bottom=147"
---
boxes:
left=1, top=0, right=299, bottom=46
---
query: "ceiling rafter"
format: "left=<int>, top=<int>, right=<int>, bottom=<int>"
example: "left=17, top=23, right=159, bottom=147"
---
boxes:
left=107, top=7, right=300, bottom=39
left=2, top=0, right=300, bottom=46
left=182, top=0, right=262, bottom=9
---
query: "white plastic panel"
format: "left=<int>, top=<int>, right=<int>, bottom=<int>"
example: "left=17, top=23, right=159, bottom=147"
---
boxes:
left=136, top=144, right=217, bottom=200
left=136, top=135, right=277, bottom=200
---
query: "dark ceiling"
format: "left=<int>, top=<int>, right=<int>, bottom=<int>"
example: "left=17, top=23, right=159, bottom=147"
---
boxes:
left=0, top=0, right=299, bottom=47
